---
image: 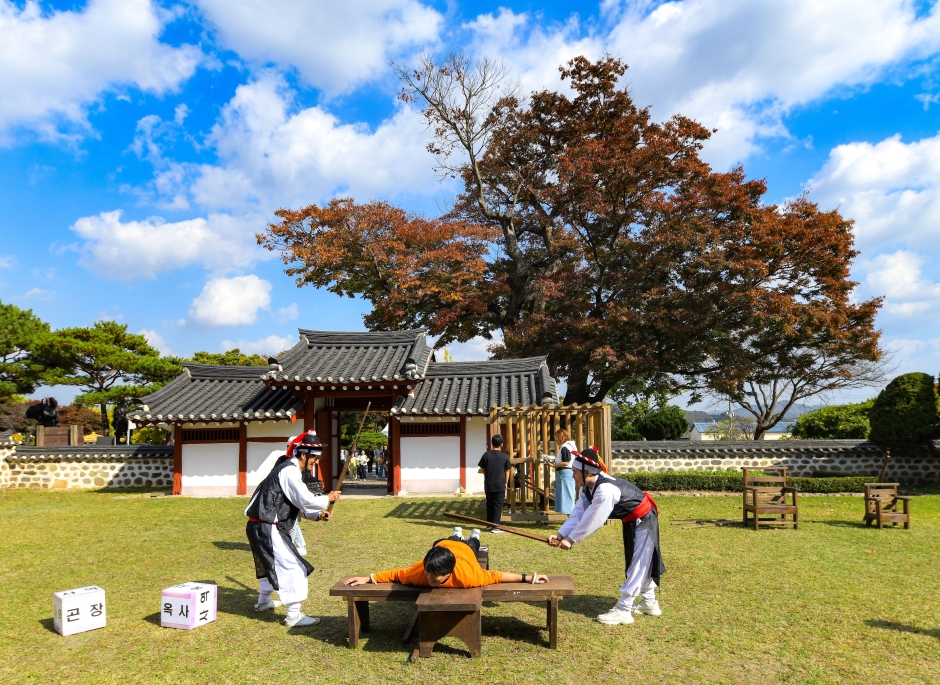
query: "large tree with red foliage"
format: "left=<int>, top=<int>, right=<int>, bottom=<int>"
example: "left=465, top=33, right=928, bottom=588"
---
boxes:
left=260, top=56, right=883, bottom=408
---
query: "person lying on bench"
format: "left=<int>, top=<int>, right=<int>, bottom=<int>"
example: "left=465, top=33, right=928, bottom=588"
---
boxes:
left=344, top=528, right=549, bottom=588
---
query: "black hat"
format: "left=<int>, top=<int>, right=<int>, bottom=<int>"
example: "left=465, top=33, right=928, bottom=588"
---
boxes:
left=572, top=447, right=607, bottom=474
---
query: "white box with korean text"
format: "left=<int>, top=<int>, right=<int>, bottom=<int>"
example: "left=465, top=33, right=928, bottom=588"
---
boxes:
left=53, top=586, right=106, bottom=636
left=160, top=582, right=217, bottom=630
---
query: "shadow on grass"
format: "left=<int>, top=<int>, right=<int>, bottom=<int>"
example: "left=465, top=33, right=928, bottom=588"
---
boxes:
left=558, top=594, right=621, bottom=620
left=383, top=500, right=485, bottom=521
left=867, top=619, right=940, bottom=639
left=38, top=618, right=57, bottom=634
left=212, top=541, right=252, bottom=552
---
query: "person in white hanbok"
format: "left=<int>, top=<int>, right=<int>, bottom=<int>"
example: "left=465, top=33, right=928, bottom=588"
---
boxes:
left=548, top=448, right=665, bottom=626
left=245, top=431, right=340, bottom=628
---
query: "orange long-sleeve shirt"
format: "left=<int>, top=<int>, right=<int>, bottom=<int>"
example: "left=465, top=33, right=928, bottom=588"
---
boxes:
left=372, top=540, right=504, bottom=587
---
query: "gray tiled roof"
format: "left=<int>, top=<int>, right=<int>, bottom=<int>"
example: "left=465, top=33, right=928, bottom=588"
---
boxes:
left=391, top=357, right=558, bottom=416
left=129, top=364, right=302, bottom=423
left=10, top=445, right=174, bottom=461
left=264, top=329, right=432, bottom=383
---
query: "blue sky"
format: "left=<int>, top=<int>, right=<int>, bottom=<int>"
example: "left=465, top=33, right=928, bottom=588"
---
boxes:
left=2, top=0, right=940, bottom=408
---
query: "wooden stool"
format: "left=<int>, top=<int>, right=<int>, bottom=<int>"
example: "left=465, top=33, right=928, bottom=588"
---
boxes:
left=415, top=587, right=482, bottom=658
left=864, top=483, right=911, bottom=529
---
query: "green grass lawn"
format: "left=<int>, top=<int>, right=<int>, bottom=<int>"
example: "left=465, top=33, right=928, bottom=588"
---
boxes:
left=0, top=490, right=937, bottom=684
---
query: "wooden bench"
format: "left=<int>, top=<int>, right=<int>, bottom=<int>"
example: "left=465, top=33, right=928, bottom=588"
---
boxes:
left=329, top=574, right=576, bottom=657
left=864, top=483, right=911, bottom=529
left=742, top=466, right=799, bottom=530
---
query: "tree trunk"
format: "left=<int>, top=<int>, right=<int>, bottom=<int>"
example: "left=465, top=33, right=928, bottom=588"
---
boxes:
left=563, top=367, right=591, bottom=405
left=99, top=402, right=110, bottom=436
left=752, top=426, right=767, bottom=440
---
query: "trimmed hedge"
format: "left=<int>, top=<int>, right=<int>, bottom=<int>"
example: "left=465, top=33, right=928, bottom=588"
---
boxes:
left=617, top=469, right=874, bottom=493
left=869, top=372, right=940, bottom=445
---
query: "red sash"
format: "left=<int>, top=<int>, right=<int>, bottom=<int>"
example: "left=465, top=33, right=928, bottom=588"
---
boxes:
left=621, top=492, right=658, bottom=523
left=247, top=517, right=273, bottom=524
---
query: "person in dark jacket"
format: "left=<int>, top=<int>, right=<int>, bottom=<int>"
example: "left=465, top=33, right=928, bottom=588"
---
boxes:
left=548, top=448, right=665, bottom=626
left=244, top=431, right=340, bottom=628
left=477, top=434, right=511, bottom=532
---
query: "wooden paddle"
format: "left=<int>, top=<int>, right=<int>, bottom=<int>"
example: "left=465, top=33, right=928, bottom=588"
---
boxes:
left=443, top=511, right=551, bottom=543
left=326, top=401, right=371, bottom=514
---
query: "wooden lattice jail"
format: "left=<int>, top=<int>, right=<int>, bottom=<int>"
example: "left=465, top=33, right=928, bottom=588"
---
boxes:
left=487, top=403, right=612, bottom=522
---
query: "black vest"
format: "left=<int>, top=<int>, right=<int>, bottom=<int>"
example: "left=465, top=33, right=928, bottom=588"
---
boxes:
left=584, top=473, right=646, bottom=520
left=245, top=459, right=300, bottom=532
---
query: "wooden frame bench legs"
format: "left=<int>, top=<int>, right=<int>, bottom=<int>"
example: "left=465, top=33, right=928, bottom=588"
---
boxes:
left=346, top=597, right=370, bottom=648
left=546, top=597, right=559, bottom=649
left=417, top=610, right=482, bottom=658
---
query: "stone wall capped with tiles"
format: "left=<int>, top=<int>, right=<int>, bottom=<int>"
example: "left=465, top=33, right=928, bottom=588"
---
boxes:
left=1, top=445, right=174, bottom=490
left=610, top=440, right=940, bottom=483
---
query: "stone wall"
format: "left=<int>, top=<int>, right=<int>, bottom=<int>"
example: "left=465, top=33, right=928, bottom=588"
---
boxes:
left=1, top=445, right=174, bottom=490
left=611, top=440, right=940, bottom=483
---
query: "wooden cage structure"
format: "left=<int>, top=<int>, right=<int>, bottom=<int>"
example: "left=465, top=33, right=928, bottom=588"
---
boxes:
left=486, top=402, right=612, bottom=522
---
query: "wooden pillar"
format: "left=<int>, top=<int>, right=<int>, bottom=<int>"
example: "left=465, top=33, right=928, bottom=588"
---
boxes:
left=172, top=424, right=183, bottom=496
left=459, top=416, right=467, bottom=492
left=317, top=409, right=333, bottom=492
left=391, top=413, right=401, bottom=495
left=237, top=422, right=247, bottom=496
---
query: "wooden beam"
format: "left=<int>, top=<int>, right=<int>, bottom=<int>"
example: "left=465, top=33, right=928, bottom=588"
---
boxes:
left=459, top=415, right=467, bottom=492
left=391, top=398, right=402, bottom=495
left=237, top=422, right=247, bottom=496
left=172, top=424, right=182, bottom=496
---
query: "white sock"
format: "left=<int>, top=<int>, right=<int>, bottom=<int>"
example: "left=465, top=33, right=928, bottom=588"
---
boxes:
left=470, top=528, right=480, bottom=540
left=258, top=592, right=272, bottom=605
left=453, top=526, right=463, bottom=539
left=285, top=602, right=301, bottom=620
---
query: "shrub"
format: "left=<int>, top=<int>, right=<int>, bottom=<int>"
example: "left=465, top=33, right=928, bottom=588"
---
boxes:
left=635, top=405, right=688, bottom=440
left=791, top=399, right=874, bottom=439
left=869, top=372, right=940, bottom=445
left=343, top=431, right=387, bottom=450
left=57, top=405, right=103, bottom=435
left=618, top=469, right=872, bottom=493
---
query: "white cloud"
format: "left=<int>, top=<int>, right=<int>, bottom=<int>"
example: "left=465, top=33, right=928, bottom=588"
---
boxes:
left=859, top=250, right=940, bottom=317
left=186, top=72, right=441, bottom=211
left=70, top=209, right=265, bottom=282
left=465, top=1, right=940, bottom=167
left=220, top=333, right=297, bottom=356
left=0, top=255, right=14, bottom=268
left=194, top=0, right=442, bottom=94
left=138, top=328, right=173, bottom=355
left=275, top=303, right=299, bottom=325
left=806, top=133, right=940, bottom=254
left=432, top=332, right=503, bottom=362
left=19, top=287, right=53, bottom=300
left=0, top=0, right=203, bottom=141
left=188, top=275, right=272, bottom=326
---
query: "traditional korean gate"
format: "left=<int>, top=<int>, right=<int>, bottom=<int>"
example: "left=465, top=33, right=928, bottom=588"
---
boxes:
left=486, top=402, right=612, bottom=522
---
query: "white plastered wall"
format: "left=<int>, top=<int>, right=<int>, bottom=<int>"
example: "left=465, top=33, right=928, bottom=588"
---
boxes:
left=464, top=417, right=489, bottom=494
left=400, top=435, right=460, bottom=493
left=181, top=443, right=238, bottom=497
left=247, top=419, right=304, bottom=486
left=246, top=419, right=302, bottom=438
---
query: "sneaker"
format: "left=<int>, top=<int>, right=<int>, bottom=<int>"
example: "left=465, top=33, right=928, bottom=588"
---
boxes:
left=254, top=599, right=282, bottom=612
left=470, top=528, right=481, bottom=540
left=633, top=600, right=662, bottom=616
left=283, top=614, right=320, bottom=628
left=452, top=526, right=464, bottom=539
left=487, top=527, right=504, bottom=534
left=596, top=606, right=635, bottom=625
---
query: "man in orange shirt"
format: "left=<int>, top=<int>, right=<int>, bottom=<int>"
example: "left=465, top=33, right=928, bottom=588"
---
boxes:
left=344, top=529, right=549, bottom=588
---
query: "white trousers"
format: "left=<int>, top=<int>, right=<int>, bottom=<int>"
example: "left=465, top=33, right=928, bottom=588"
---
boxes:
left=616, top=525, right=658, bottom=610
left=257, top=526, right=309, bottom=606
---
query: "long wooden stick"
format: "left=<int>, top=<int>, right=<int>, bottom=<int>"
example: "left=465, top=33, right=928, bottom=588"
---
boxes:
left=444, top=511, right=550, bottom=543
left=327, top=402, right=371, bottom=513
